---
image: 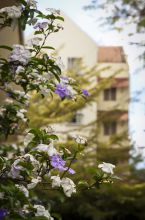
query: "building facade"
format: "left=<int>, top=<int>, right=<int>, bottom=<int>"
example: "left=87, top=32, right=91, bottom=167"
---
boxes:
left=43, top=13, right=98, bottom=141
left=44, top=14, right=129, bottom=152
left=0, top=1, right=129, bottom=162
left=97, top=47, right=129, bottom=147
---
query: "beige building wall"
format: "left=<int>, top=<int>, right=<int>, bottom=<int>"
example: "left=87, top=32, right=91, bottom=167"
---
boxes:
left=41, top=13, right=98, bottom=140
left=44, top=13, right=97, bottom=69
left=97, top=47, right=129, bottom=145
left=97, top=89, right=128, bottom=111
left=28, top=14, right=129, bottom=148
left=0, top=0, right=22, bottom=103
left=0, top=0, right=22, bottom=58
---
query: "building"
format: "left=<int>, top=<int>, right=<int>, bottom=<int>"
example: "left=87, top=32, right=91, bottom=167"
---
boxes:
left=96, top=47, right=129, bottom=166
left=0, top=1, right=129, bottom=163
left=97, top=47, right=129, bottom=146
left=0, top=0, right=23, bottom=103
left=43, top=13, right=98, bottom=142
left=44, top=13, right=129, bottom=147
left=0, top=0, right=23, bottom=57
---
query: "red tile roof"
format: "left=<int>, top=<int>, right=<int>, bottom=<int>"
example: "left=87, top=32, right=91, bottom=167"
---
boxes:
left=98, top=46, right=126, bottom=63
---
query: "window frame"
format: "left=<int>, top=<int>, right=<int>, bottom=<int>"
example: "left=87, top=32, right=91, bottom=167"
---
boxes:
left=67, top=57, right=82, bottom=74
left=103, top=87, right=117, bottom=101
left=70, top=112, right=83, bottom=124
left=103, top=121, right=117, bottom=135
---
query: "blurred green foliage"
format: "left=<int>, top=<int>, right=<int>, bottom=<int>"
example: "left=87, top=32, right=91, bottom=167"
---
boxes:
left=50, top=182, right=145, bottom=220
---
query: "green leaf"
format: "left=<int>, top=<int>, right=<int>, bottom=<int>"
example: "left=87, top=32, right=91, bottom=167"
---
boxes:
left=52, top=213, right=62, bottom=220
left=55, top=16, right=64, bottom=21
left=0, top=45, right=12, bottom=51
left=112, top=175, right=122, bottom=180
left=47, top=134, right=59, bottom=140
left=0, top=157, right=4, bottom=170
left=42, top=46, right=55, bottom=50
left=78, top=180, right=89, bottom=187
left=34, top=31, right=43, bottom=35
left=52, top=71, right=60, bottom=82
left=19, top=0, right=27, bottom=6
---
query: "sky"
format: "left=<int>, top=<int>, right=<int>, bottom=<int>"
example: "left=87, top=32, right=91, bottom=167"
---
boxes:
left=26, top=0, right=145, bottom=155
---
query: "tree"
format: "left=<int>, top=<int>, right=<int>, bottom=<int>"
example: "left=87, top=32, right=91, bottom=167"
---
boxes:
left=84, top=0, right=145, bottom=34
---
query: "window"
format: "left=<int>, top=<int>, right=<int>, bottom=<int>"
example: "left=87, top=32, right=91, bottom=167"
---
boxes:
left=103, top=122, right=117, bottom=135
left=104, top=87, right=116, bottom=101
left=70, top=113, right=83, bottom=124
left=67, top=57, right=82, bottom=74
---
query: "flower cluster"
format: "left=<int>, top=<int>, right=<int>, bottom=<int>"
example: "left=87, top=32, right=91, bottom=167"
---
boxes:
left=0, top=6, right=22, bottom=19
left=9, top=44, right=31, bottom=65
left=27, top=0, right=38, bottom=9
left=51, top=176, right=76, bottom=197
left=50, top=155, right=75, bottom=174
left=0, top=1, right=116, bottom=219
left=98, top=162, right=115, bottom=175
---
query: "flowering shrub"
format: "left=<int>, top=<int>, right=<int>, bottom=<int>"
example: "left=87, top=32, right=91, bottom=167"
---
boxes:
left=0, top=1, right=116, bottom=219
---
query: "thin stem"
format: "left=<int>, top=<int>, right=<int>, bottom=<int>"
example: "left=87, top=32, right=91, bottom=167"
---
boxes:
left=61, top=151, right=78, bottom=178
left=35, top=24, right=53, bottom=57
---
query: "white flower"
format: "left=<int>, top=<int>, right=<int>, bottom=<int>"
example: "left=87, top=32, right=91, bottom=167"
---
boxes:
left=71, top=134, right=87, bottom=144
left=47, top=143, right=58, bottom=156
left=0, top=6, right=21, bottom=19
left=15, top=90, right=25, bottom=97
left=61, top=177, right=76, bottom=197
left=5, top=98, right=13, bottom=104
left=67, top=85, right=77, bottom=98
left=15, top=184, right=29, bottom=197
left=22, top=205, right=30, bottom=214
left=46, top=8, right=60, bottom=16
left=11, top=144, right=18, bottom=150
left=9, top=45, right=31, bottom=65
left=42, top=126, right=54, bottom=133
left=98, top=162, right=115, bottom=174
left=26, top=37, right=42, bottom=47
left=15, top=66, right=25, bottom=83
left=27, top=177, right=41, bottom=189
left=36, top=143, right=58, bottom=156
left=9, top=159, right=24, bottom=179
left=16, top=109, right=27, bottom=122
left=0, top=192, right=4, bottom=199
left=51, top=175, right=61, bottom=188
left=27, top=0, right=37, bottom=8
left=23, top=153, right=39, bottom=167
left=16, top=66, right=25, bottom=74
left=39, top=85, right=50, bottom=96
left=0, top=107, right=6, bottom=116
left=55, top=57, right=65, bottom=69
left=34, top=205, right=53, bottom=219
left=24, top=133, right=35, bottom=146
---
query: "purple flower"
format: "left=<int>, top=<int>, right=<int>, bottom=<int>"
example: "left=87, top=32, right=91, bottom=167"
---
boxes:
left=55, top=84, right=69, bottom=98
left=82, top=89, right=90, bottom=97
left=50, top=155, right=66, bottom=171
left=50, top=155, right=75, bottom=174
left=0, top=208, right=8, bottom=220
left=68, top=168, right=75, bottom=174
left=34, top=22, right=48, bottom=29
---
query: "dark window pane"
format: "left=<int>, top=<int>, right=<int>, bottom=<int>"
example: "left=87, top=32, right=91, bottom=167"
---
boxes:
left=104, top=89, right=109, bottom=100
left=103, top=121, right=117, bottom=135
left=104, top=87, right=116, bottom=101
left=111, top=121, right=117, bottom=134
left=67, top=57, right=82, bottom=74
left=70, top=113, right=83, bottom=124
left=103, top=123, right=109, bottom=135
left=111, top=88, right=116, bottom=100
